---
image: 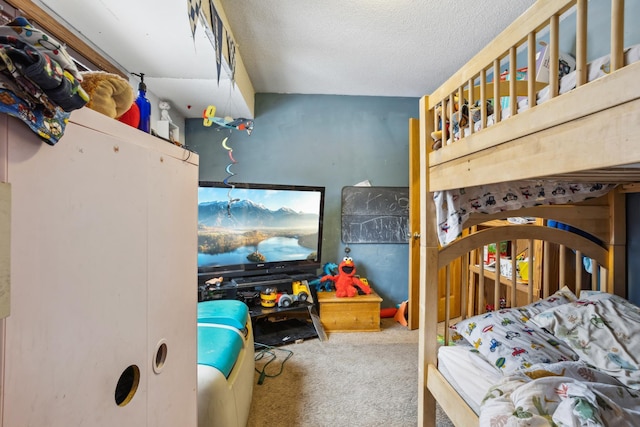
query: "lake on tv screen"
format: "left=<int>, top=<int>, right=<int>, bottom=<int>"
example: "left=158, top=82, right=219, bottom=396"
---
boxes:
left=198, top=236, right=315, bottom=267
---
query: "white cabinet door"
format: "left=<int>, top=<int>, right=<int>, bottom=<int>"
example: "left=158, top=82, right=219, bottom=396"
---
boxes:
left=1, top=110, right=198, bottom=427
left=146, top=147, right=198, bottom=426
left=3, top=119, right=149, bottom=426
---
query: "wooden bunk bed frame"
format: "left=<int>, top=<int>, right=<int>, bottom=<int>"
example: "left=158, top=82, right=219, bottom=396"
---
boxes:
left=417, top=1, right=640, bottom=426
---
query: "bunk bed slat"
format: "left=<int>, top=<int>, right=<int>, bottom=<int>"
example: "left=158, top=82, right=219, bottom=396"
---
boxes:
left=527, top=239, right=534, bottom=304
left=611, top=0, right=625, bottom=71
left=510, top=240, right=517, bottom=307
left=509, top=47, right=517, bottom=117
left=493, top=59, right=501, bottom=125
left=576, top=0, right=588, bottom=87
left=528, top=32, right=537, bottom=109
left=494, top=246, right=501, bottom=310
left=549, top=14, right=560, bottom=98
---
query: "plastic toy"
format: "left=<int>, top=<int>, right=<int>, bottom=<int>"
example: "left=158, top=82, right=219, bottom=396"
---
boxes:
left=320, top=257, right=371, bottom=298
left=394, top=300, right=408, bottom=326
left=308, top=262, right=338, bottom=292
left=276, top=281, right=311, bottom=307
left=202, top=105, right=254, bottom=135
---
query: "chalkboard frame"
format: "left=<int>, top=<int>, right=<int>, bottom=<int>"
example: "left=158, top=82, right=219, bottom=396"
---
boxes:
left=341, top=186, right=410, bottom=244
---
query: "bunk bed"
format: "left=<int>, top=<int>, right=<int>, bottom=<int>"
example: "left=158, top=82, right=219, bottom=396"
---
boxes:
left=418, top=1, right=640, bottom=426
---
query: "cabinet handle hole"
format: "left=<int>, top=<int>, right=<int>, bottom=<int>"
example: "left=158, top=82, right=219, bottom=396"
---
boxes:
left=114, top=364, right=140, bottom=406
left=154, top=341, right=168, bottom=374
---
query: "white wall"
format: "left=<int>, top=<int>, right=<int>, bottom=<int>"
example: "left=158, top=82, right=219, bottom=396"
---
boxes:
left=128, top=76, right=187, bottom=146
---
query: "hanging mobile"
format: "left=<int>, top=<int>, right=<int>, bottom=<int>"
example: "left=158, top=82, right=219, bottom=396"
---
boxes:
left=221, top=135, right=239, bottom=216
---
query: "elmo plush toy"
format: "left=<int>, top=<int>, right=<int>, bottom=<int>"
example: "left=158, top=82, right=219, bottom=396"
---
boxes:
left=320, top=257, right=371, bottom=297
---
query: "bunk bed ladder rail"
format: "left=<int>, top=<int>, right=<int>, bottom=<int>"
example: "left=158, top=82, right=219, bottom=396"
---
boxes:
left=427, top=0, right=628, bottom=160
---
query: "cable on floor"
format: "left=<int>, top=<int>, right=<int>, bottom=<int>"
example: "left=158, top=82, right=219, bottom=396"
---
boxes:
left=253, top=342, right=293, bottom=385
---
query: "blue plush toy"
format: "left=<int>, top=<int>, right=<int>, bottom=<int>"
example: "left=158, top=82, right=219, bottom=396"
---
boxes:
left=308, top=262, right=338, bottom=292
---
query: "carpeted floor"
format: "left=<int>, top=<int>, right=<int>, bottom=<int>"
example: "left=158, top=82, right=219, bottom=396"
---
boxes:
left=248, top=318, right=454, bottom=427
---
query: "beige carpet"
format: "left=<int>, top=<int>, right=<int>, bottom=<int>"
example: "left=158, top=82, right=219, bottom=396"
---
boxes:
left=248, top=318, right=454, bottom=427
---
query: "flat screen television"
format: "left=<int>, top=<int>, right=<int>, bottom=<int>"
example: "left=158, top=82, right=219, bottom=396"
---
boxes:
left=197, top=182, right=325, bottom=281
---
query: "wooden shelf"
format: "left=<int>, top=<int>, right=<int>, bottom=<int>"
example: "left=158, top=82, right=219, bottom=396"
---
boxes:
left=468, top=264, right=530, bottom=293
left=465, top=218, right=544, bottom=313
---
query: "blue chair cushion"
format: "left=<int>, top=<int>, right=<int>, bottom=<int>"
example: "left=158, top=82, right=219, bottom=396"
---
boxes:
left=197, top=300, right=249, bottom=330
left=197, top=325, right=243, bottom=378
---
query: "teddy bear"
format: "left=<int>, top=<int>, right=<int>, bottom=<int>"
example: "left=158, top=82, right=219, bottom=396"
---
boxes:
left=80, top=71, right=137, bottom=126
left=320, top=256, right=371, bottom=298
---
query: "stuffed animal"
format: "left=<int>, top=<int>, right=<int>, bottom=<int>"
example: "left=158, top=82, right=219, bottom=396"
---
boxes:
left=320, top=257, right=371, bottom=298
left=431, top=95, right=461, bottom=150
left=308, top=262, right=338, bottom=292
left=80, top=71, right=134, bottom=120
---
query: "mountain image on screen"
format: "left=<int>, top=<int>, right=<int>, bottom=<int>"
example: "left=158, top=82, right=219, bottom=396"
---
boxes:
left=197, top=199, right=320, bottom=267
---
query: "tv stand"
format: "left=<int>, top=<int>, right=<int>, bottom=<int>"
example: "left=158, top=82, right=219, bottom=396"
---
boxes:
left=198, top=272, right=324, bottom=346
left=231, top=273, right=293, bottom=287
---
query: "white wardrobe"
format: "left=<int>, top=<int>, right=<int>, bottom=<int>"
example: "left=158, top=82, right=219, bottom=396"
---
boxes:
left=0, top=108, right=199, bottom=426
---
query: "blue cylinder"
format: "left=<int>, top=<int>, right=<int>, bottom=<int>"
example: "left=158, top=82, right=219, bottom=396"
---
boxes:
left=135, top=89, right=151, bottom=133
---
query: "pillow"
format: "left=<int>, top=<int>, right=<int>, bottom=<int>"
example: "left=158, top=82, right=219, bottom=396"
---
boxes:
left=531, top=293, right=640, bottom=389
left=453, top=308, right=578, bottom=374
left=517, top=286, right=577, bottom=318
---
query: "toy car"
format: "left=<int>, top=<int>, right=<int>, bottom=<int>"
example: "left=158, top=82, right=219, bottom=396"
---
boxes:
left=277, top=281, right=311, bottom=307
left=292, top=280, right=310, bottom=302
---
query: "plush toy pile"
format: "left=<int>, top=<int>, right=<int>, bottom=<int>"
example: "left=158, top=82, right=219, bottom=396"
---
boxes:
left=431, top=96, right=493, bottom=150
left=0, top=16, right=89, bottom=145
left=320, top=257, right=371, bottom=298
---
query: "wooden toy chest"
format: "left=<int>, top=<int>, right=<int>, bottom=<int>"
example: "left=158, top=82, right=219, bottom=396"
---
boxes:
left=317, top=291, right=382, bottom=332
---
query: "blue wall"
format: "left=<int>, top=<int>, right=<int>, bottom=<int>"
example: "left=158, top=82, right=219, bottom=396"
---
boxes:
left=187, top=94, right=419, bottom=307
left=187, top=1, right=640, bottom=306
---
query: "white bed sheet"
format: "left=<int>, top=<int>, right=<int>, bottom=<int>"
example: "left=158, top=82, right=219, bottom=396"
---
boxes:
left=437, top=345, right=502, bottom=414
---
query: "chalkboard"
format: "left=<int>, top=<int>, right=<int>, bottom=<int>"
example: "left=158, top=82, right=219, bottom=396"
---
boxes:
left=341, top=186, right=410, bottom=244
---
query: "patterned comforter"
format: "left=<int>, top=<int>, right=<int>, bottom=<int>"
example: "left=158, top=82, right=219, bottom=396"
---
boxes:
left=475, top=292, right=640, bottom=426
left=480, top=361, right=640, bottom=426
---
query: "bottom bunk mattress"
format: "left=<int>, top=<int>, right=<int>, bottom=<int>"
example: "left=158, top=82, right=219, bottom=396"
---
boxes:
left=437, top=344, right=502, bottom=414
left=438, top=289, right=640, bottom=426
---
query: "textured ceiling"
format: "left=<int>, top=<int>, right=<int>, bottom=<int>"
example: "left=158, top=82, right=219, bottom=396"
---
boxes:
left=219, top=0, right=536, bottom=98
left=34, top=0, right=535, bottom=119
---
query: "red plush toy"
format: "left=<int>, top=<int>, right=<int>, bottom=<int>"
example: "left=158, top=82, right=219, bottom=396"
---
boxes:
left=320, top=256, right=371, bottom=297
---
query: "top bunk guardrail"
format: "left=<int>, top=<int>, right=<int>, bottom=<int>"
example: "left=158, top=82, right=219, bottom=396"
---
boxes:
left=420, top=0, right=640, bottom=192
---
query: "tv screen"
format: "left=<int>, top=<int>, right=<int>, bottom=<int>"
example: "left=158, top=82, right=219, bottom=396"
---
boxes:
left=197, top=182, right=325, bottom=280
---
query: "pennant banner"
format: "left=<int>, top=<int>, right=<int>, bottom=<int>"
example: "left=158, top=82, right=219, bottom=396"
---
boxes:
left=209, top=2, right=224, bottom=84
left=187, top=0, right=201, bottom=38
left=226, top=33, right=236, bottom=85
left=195, top=1, right=238, bottom=87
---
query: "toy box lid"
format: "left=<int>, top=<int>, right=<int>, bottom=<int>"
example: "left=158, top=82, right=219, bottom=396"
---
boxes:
left=197, top=300, right=249, bottom=330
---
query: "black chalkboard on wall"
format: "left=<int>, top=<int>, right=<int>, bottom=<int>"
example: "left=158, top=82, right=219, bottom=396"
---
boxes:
left=341, top=186, right=410, bottom=244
